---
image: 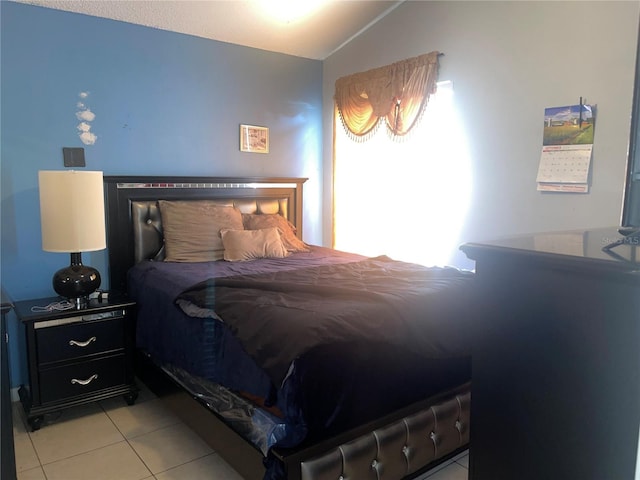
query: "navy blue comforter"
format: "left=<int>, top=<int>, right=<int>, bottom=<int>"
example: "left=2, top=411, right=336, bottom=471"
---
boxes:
left=129, top=246, right=472, bottom=456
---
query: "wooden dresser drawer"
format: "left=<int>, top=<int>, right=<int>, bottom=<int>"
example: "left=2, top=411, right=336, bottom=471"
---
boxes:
left=36, top=317, right=125, bottom=364
left=39, top=354, right=126, bottom=404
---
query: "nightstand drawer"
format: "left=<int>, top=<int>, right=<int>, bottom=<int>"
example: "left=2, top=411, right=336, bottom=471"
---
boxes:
left=36, top=318, right=125, bottom=364
left=39, top=354, right=126, bottom=404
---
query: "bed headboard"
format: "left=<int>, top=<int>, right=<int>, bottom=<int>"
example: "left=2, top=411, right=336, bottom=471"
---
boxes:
left=104, top=176, right=307, bottom=293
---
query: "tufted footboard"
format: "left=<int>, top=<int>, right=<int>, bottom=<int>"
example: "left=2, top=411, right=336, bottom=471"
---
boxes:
left=299, top=389, right=470, bottom=480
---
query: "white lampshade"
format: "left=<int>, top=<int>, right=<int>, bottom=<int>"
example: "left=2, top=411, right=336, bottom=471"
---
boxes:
left=38, top=170, right=106, bottom=253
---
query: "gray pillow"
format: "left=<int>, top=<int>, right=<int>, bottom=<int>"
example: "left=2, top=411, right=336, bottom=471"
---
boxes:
left=159, top=200, right=243, bottom=262
left=220, top=227, right=290, bottom=261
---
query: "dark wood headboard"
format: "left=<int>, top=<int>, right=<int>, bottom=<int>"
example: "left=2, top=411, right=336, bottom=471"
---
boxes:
left=104, top=176, right=307, bottom=293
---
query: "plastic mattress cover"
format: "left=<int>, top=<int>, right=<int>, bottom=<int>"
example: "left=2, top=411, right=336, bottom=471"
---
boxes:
left=162, top=363, right=304, bottom=456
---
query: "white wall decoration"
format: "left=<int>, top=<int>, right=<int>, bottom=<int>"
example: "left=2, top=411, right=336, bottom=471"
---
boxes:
left=76, top=91, right=97, bottom=145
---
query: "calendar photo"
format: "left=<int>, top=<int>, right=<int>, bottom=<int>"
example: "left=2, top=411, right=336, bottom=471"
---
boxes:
left=542, top=103, right=595, bottom=146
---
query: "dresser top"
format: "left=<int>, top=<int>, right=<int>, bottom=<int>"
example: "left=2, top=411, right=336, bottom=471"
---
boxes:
left=461, top=227, right=640, bottom=274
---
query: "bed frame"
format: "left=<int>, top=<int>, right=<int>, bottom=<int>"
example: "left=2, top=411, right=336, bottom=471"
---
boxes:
left=104, top=175, right=470, bottom=480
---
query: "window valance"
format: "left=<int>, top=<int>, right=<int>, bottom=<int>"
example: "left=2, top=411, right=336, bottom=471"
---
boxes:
left=334, top=51, right=441, bottom=141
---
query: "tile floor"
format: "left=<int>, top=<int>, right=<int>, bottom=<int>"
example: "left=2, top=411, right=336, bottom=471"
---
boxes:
left=12, top=381, right=469, bottom=480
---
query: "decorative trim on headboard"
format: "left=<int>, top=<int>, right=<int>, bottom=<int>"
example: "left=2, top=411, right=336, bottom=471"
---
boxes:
left=116, top=181, right=301, bottom=189
left=104, top=176, right=307, bottom=293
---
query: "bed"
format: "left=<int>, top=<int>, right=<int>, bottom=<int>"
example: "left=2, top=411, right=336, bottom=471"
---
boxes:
left=104, top=175, right=473, bottom=480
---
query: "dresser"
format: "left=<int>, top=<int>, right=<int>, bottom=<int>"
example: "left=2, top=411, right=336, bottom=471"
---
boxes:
left=14, top=293, right=138, bottom=430
left=461, top=227, right=640, bottom=480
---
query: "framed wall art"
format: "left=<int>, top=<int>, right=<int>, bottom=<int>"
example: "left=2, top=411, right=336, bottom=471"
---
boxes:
left=240, top=124, right=269, bottom=153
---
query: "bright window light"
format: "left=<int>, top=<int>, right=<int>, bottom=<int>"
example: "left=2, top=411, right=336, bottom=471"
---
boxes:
left=333, top=81, right=472, bottom=267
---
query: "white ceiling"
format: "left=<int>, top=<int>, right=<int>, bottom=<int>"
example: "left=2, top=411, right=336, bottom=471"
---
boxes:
left=12, top=0, right=403, bottom=60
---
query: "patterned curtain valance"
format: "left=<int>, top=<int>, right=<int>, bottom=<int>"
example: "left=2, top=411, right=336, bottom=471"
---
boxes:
left=334, top=51, right=440, bottom=141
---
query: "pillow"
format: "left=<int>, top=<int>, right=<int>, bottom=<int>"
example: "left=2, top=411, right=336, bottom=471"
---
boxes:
left=158, top=200, right=243, bottom=262
left=242, top=213, right=310, bottom=253
left=220, top=227, right=290, bottom=261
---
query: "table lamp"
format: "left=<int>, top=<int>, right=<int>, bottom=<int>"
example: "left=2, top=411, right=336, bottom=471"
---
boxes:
left=38, top=170, right=106, bottom=308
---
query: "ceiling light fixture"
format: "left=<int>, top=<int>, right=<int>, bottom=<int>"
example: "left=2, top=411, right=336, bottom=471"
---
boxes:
left=254, top=0, right=327, bottom=24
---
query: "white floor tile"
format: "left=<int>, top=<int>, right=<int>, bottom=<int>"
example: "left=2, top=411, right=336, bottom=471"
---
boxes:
left=128, top=422, right=214, bottom=474
left=17, top=466, right=47, bottom=480
left=13, top=426, right=40, bottom=472
left=454, top=452, right=469, bottom=468
left=451, top=450, right=468, bottom=462
left=155, top=453, right=244, bottom=480
left=423, top=462, right=468, bottom=480
left=28, top=404, right=124, bottom=465
left=104, top=397, right=180, bottom=439
left=41, top=441, right=152, bottom=480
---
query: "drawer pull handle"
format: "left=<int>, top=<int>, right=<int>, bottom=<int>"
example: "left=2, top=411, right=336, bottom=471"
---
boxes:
left=69, top=337, right=96, bottom=348
left=71, top=374, right=98, bottom=386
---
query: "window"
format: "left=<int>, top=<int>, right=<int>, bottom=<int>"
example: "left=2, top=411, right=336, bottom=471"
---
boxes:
left=333, top=81, right=471, bottom=267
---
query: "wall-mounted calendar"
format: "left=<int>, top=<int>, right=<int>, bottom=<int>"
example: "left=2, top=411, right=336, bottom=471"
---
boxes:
left=536, top=103, right=596, bottom=193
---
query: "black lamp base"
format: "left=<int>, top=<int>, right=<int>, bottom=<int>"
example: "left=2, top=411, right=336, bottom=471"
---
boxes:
left=53, top=252, right=101, bottom=308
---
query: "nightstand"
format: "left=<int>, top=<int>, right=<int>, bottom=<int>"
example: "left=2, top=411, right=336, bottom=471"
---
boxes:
left=14, top=292, right=138, bottom=431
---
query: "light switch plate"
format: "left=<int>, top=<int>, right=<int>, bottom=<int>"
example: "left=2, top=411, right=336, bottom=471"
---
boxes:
left=62, top=147, right=85, bottom=167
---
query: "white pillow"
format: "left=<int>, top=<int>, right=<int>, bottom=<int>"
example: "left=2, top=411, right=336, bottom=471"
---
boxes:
left=220, top=227, right=290, bottom=261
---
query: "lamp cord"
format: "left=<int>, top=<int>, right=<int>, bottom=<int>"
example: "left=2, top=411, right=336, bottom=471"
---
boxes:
left=30, top=301, right=75, bottom=313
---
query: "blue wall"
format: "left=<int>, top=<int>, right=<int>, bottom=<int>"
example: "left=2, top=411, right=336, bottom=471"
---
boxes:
left=1, top=2, right=323, bottom=387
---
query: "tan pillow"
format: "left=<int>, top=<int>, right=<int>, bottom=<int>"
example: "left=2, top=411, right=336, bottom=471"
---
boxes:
left=158, top=200, right=243, bottom=262
left=242, top=214, right=310, bottom=253
left=220, top=227, right=290, bottom=261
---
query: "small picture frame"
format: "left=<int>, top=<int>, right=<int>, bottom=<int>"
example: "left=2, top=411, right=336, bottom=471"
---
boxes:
left=240, top=124, right=269, bottom=153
